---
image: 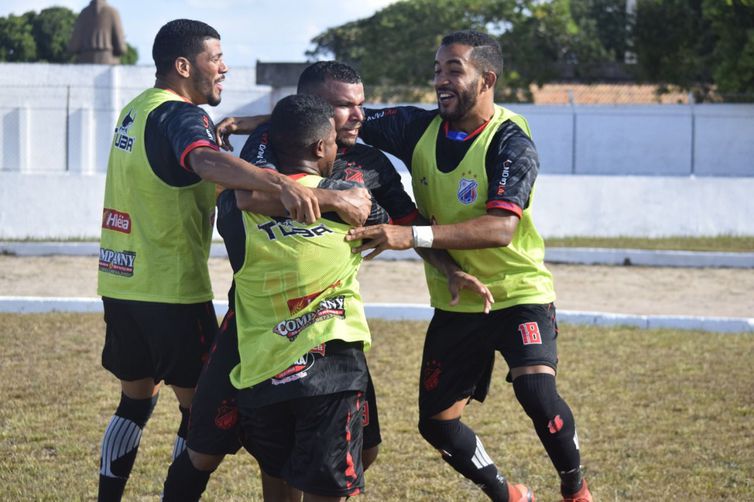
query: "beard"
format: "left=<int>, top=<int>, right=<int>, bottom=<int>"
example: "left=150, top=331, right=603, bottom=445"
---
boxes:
left=193, top=72, right=222, bottom=106
left=438, top=81, right=479, bottom=122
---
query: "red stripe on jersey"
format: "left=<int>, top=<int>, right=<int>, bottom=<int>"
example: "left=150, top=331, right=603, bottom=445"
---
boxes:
left=443, top=119, right=491, bottom=142
left=487, top=200, right=522, bottom=218
left=180, top=140, right=219, bottom=171
left=392, top=208, right=419, bottom=225
left=287, top=173, right=308, bottom=180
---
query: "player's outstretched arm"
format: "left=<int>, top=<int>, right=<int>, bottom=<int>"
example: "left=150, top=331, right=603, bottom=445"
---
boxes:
left=214, top=114, right=270, bottom=151
left=346, top=209, right=519, bottom=258
left=235, top=186, right=372, bottom=227
left=187, top=147, right=320, bottom=224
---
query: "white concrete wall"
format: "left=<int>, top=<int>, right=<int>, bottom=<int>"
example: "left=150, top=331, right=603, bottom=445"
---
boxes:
left=513, top=103, right=754, bottom=177
left=1, top=63, right=753, bottom=239
left=0, top=63, right=272, bottom=174
left=2, top=170, right=753, bottom=239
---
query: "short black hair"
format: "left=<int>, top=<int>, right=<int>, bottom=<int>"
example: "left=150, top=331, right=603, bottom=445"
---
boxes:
left=441, top=30, right=503, bottom=78
left=297, top=61, right=362, bottom=95
left=269, top=94, right=335, bottom=157
left=152, top=19, right=220, bottom=76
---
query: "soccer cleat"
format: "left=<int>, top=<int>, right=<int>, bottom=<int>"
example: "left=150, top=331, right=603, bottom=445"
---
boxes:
left=562, top=478, right=592, bottom=502
left=509, top=483, right=535, bottom=502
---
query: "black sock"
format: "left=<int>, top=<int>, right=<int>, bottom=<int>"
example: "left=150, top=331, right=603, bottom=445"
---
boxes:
left=162, top=449, right=214, bottom=502
left=513, top=374, right=581, bottom=474
left=98, top=393, right=158, bottom=502
left=419, top=417, right=509, bottom=501
left=559, top=466, right=584, bottom=496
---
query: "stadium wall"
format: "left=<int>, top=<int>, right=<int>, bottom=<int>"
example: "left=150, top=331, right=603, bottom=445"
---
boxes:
left=1, top=63, right=753, bottom=239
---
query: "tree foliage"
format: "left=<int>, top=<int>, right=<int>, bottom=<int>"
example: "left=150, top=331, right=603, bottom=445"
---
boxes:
left=308, top=0, right=754, bottom=102
left=0, top=13, right=37, bottom=62
left=0, top=7, right=138, bottom=65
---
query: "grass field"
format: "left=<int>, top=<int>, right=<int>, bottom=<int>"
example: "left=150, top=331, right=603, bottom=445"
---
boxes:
left=4, top=236, right=754, bottom=252
left=1, top=314, right=752, bottom=501
left=544, top=236, right=754, bottom=252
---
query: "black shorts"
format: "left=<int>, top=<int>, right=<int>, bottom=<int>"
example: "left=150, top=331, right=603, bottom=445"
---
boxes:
left=240, top=390, right=365, bottom=498
left=419, top=303, right=558, bottom=418
left=362, top=373, right=381, bottom=450
left=187, top=309, right=242, bottom=455
left=188, top=309, right=382, bottom=455
left=101, top=297, right=217, bottom=388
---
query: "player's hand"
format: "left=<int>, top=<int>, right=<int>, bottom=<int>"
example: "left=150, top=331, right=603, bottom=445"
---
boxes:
left=280, top=179, right=320, bottom=225
left=346, top=224, right=413, bottom=260
left=215, top=115, right=270, bottom=151
left=333, top=187, right=372, bottom=227
left=448, top=270, right=495, bottom=314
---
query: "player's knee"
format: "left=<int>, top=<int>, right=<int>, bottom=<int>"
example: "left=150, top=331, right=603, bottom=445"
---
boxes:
left=187, top=448, right=224, bottom=472
left=362, top=445, right=379, bottom=471
left=418, top=416, right=461, bottom=451
left=512, top=373, right=563, bottom=424
left=115, top=391, right=159, bottom=428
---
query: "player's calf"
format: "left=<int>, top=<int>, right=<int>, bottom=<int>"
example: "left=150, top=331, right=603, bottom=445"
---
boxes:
left=513, top=373, right=584, bottom=495
left=98, top=392, right=158, bottom=501
left=418, top=416, right=526, bottom=502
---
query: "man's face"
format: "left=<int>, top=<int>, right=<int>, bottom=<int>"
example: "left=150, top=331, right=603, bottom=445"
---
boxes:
left=319, top=118, right=339, bottom=177
left=433, top=43, right=483, bottom=122
left=313, top=79, right=365, bottom=147
left=189, top=38, right=228, bottom=106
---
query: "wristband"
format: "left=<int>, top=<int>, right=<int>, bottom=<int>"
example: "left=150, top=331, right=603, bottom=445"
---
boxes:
left=412, top=226, right=434, bottom=248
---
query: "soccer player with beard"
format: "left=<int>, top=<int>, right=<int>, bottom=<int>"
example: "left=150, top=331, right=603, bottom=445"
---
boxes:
left=95, top=19, right=337, bottom=501
left=162, top=61, right=492, bottom=501
left=347, top=31, right=593, bottom=502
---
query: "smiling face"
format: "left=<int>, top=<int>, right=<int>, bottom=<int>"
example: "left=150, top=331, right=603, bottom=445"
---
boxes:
left=312, top=78, right=365, bottom=148
left=433, top=43, right=484, bottom=123
left=189, top=38, right=228, bottom=106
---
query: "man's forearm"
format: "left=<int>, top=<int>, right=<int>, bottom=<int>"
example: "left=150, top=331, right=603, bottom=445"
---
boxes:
left=189, top=147, right=286, bottom=193
left=415, top=248, right=459, bottom=277
left=234, top=188, right=347, bottom=216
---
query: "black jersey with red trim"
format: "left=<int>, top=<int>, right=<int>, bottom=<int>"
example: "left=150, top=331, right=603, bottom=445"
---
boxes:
left=360, top=106, right=539, bottom=214
left=143, top=101, right=219, bottom=187
left=240, top=122, right=418, bottom=224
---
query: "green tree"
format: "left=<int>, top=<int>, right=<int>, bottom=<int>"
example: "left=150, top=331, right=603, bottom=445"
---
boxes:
left=0, top=6, right=137, bottom=65
left=703, top=0, right=754, bottom=98
left=121, top=43, right=139, bottom=65
left=632, top=0, right=713, bottom=89
left=32, top=7, right=76, bottom=62
left=0, top=13, right=37, bottom=62
left=308, top=0, right=527, bottom=99
left=307, top=0, right=626, bottom=102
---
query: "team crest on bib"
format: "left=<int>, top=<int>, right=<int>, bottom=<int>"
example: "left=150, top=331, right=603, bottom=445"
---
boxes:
left=457, top=177, right=478, bottom=204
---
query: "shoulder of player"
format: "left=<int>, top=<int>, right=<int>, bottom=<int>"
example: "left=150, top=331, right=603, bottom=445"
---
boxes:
left=364, top=105, right=437, bottom=125
left=149, top=99, right=209, bottom=127
left=490, top=119, right=537, bottom=156
left=342, top=143, right=389, bottom=164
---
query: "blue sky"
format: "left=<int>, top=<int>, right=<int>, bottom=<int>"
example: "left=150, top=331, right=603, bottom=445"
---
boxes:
left=1, top=0, right=399, bottom=67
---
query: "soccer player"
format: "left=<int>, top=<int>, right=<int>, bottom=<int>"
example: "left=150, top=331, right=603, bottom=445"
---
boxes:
left=95, top=19, right=364, bottom=501
left=347, top=31, right=593, bottom=502
left=236, top=93, right=378, bottom=500
left=162, top=61, right=491, bottom=501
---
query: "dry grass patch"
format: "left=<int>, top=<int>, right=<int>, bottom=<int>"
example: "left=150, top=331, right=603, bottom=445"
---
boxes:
left=1, top=314, right=752, bottom=500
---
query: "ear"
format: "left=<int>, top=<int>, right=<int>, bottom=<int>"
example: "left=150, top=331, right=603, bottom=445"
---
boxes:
left=311, top=138, right=325, bottom=159
left=481, top=71, right=497, bottom=92
left=174, top=56, right=192, bottom=79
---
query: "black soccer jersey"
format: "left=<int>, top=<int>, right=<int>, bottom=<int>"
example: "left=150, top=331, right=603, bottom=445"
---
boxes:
left=360, top=106, right=539, bottom=216
left=241, top=122, right=418, bottom=223
left=143, top=99, right=220, bottom=187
